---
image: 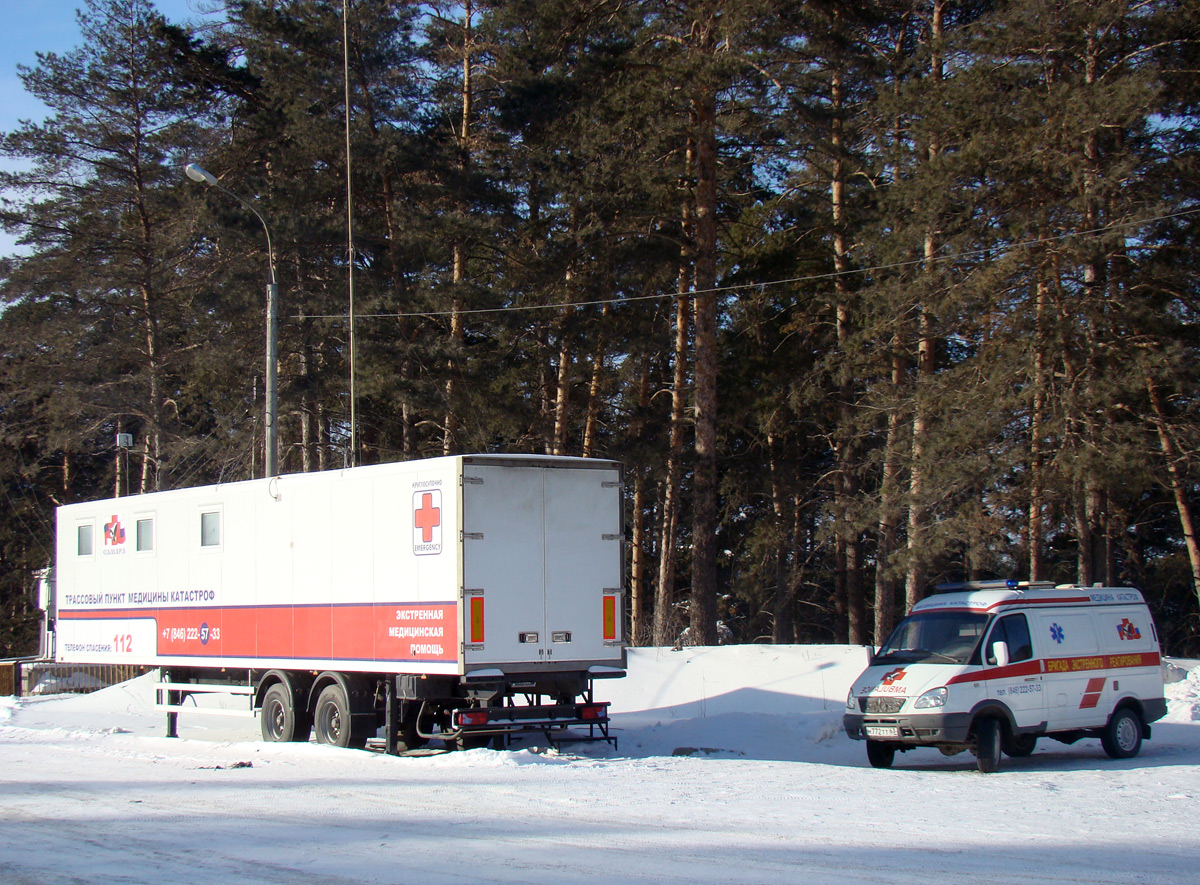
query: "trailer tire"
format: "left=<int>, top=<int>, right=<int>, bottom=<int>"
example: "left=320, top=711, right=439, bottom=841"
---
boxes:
left=314, top=684, right=368, bottom=749
left=1101, top=707, right=1143, bottom=759
left=866, top=742, right=895, bottom=769
left=261, top=683, right=311, bottom=743
left=975, top=717, right=1002, bottom=773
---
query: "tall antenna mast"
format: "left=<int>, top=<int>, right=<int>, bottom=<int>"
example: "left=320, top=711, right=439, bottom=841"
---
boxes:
left=343, top=0, right=357, bottom=467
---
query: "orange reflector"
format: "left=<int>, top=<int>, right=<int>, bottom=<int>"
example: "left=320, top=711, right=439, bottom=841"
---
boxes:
left=470, top=596, right=485, bottom=643
left=602, top=595, right=617, bottom=641
left=456, top=710, right=489, bottom=727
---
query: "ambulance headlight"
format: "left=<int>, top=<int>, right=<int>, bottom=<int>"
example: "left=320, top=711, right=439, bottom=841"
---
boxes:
left=846, top=689, right=856, bottom=710
left=914, top=687, right=947, bottom=709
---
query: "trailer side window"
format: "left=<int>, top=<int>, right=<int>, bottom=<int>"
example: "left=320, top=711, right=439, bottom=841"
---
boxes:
left=136, top=517, right=154, bottom=552
left=987, top=614, right=1033, bottom=665
left=77, top=524, right=94, bottom=556
left=200, top=511, right=221, bottom=548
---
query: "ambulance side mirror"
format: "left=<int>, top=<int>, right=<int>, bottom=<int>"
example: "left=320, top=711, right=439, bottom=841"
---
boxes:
left=992, top=640, right=1010, bottom=668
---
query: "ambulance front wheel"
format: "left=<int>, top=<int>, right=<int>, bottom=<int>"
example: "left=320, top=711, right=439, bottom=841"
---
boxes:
left=1101, top=707, right=1143, bottom=759
left=866, top=741, right=895, bottom=769
left=974, top=717, right=1002, bottom=773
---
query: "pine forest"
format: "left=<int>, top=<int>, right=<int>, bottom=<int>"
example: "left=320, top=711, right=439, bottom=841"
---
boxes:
left=2, top=0, right=1199, bottom=656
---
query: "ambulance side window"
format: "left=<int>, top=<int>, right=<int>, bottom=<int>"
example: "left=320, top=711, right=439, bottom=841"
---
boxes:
left=986, top=614, right=1033, bottom=665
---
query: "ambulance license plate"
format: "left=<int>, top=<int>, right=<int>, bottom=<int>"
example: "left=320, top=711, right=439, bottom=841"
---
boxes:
left=865, top=726, right=899, bottom=738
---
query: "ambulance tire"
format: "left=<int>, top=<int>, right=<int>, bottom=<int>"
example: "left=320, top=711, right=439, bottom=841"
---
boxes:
left=866, top=741, right=895, bottom=769
left=975, top=718, right=1002, bottom=773
left=260, top=683, right=311, bottom=743
left=1101, top=707, right=1143, bottom=759
left=314, top=683, right=369, bottom=749
left=1004, top=733, right=1037, bottom=758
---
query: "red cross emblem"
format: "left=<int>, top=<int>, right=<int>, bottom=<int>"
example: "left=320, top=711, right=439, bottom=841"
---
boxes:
left=104, top=515, right=125, bottom=546
left=413, top=489, right=443, bottom=554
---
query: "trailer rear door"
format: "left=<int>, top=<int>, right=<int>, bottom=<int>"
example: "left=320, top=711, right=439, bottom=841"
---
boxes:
left=461, top=460, right=622, bottom=670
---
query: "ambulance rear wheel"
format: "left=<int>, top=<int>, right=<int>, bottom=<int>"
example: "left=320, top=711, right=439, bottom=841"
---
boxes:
left=1101, top=707, right=1143, bottom=759
left=866, top=742, right=895, bottom=769
left=975, top=718, right=1002, bottom=773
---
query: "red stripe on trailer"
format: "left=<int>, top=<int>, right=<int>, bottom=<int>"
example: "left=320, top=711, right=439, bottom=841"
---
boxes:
left=59, top=602, right=459, bottom=663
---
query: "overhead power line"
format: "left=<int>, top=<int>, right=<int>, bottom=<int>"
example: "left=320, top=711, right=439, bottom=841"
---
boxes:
left=293, top=205, right=1200, bottom=322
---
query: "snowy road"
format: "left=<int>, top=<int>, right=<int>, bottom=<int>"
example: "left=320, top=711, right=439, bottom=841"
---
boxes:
left=3, top=646, right=1198, bottom=884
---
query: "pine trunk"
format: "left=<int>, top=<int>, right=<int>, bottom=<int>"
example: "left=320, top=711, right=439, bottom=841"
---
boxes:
left=690, top=77, right=719, bottom=647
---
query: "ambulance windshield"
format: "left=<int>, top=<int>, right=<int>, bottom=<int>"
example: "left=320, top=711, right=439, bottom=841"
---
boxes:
left=874, top=610, right=989, bottom=665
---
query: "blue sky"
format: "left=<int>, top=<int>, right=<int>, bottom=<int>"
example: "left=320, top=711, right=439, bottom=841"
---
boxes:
left=1, top=1, right=220, bottom=255
left=0, top=1, right=218, bottom=134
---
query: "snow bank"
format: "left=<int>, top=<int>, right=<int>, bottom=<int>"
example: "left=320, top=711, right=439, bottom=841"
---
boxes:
left=3, top=646, right=1200, bottom=885
left=1164, top=664, right=1200, bottom=723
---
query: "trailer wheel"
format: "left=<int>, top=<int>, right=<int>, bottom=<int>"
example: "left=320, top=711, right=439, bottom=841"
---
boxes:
left=314, top=684, right=368, bottom=749
left=866, top=742, right=895, bottom=769
left=1101, top=707, right=1143, bottom=759
left=261, top=684, right=311, bottom=743
left=974, top=717, right=1002, bottom=773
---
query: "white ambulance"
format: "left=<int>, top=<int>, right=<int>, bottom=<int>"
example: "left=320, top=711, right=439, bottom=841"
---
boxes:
left=843, top=581, right=1167, bottom=772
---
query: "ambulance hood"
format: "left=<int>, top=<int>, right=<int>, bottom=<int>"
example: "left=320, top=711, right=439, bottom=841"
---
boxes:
left=849, top=661, right=966, bottom=703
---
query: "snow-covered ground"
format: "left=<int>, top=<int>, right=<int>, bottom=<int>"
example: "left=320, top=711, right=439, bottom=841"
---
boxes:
left=3, top=645, right=1199, bottom=884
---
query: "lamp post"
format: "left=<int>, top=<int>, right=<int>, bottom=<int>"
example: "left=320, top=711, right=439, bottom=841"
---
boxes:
left=185, top=163, right=279, bottom=478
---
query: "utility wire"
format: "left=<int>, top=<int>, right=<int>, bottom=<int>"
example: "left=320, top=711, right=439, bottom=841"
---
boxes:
left=296, top=205, right=1200, bottom=322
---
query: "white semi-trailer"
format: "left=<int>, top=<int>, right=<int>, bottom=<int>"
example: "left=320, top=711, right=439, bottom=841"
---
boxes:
left=52, top=454, right=626, bottom=751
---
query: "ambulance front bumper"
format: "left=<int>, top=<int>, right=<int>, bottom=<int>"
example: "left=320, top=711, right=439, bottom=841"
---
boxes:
left=843, top=711, right=974, bottom=745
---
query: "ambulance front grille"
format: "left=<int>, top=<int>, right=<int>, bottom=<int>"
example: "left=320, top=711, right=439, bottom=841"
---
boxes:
left=861, top=697, right=906, bottom=714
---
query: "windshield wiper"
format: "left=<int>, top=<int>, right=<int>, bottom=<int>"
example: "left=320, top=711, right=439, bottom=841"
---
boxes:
left=876, top=648, right=959, bottom=664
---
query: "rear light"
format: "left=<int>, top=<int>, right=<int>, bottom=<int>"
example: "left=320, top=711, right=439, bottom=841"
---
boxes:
left=456, top=710, right=490, bottom=727
left=579, top=703, right=606, bottom=721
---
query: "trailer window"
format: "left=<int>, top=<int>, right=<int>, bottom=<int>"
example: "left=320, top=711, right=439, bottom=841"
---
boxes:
left=136, top=517, right=154, bottom=552
left=200, top=511, right=221, bottom=547
left=77, top=524, right=94, bottom=556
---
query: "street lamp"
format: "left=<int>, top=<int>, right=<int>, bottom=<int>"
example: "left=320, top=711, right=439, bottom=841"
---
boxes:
left=185, top=163, right=279, bottom=478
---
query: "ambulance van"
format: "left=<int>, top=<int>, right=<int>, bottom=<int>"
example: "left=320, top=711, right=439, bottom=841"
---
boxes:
left=843, top=582, right=1167, bottom=772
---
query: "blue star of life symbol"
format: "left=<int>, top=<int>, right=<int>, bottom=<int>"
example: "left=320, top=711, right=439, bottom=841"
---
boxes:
left=1050, top=623, right=1065, bottom=644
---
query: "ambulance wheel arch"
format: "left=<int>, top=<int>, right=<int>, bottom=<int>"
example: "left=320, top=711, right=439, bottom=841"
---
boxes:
left=968, top=700, right=1019, bottom=742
